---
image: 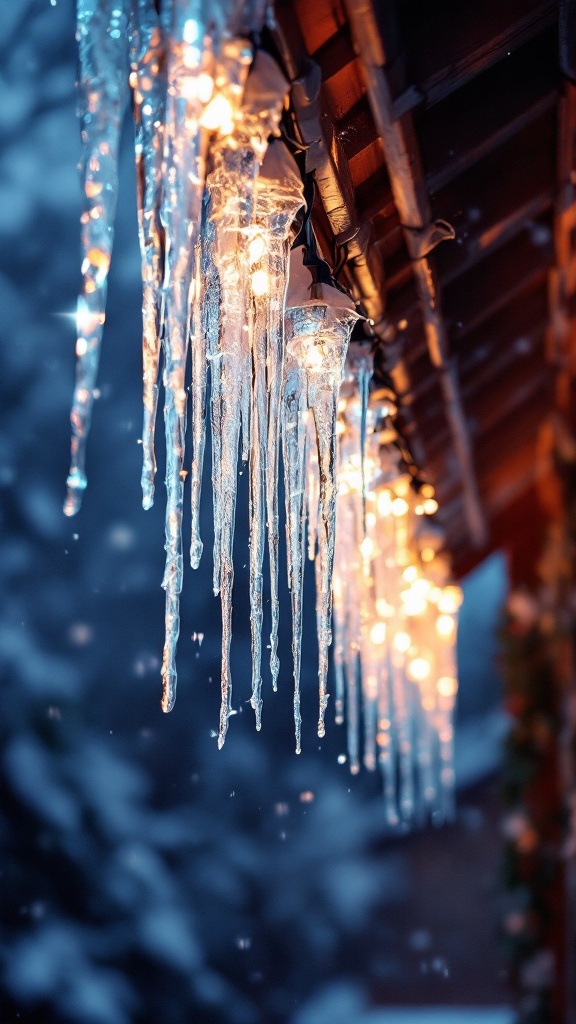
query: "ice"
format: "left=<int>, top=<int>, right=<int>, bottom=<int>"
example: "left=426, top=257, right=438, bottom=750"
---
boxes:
left=159, top=4, right=215, bottom=714
left=64, top=0, right=130, bottom=517
left=252, top=142, right=304, bottom=694
left=207, top=144, right=250, bottom=745
left=189, top=195, right=216, bottom=571
left=132, top=0, right=165, bottom=512
left=248, top=290, right=267, bottom=728
left=283, top=277, right=360, bottom=743
left=204, top=56, right=290, bottom=747
left=281, top=345, right=307, bottom=753
left=333, top=407, right=463, bottom=824
left=62, top=0, right=468, bottom=795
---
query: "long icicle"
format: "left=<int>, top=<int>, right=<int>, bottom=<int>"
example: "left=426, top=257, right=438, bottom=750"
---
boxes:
left=65, top=0, right=130, bottom=517
left=249, top=292, right=268, bottom=727
left=190, top=193, right=216, bottom=569
left=133, top=0, right=165, bottom=510
left=303, top=302, right=360, bottom=737
left=208, top=53, right=288, bottom=745
left=208, top=140, right=253, bottom=747
left=159, top=2, right=210, bottom=712
left=281, top=351, right=308, bottom=753
left=253, top=142, right=304, bottom=691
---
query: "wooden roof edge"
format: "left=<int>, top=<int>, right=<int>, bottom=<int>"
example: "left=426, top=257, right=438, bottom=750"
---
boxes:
left=343, top=0, right=488, bottom=551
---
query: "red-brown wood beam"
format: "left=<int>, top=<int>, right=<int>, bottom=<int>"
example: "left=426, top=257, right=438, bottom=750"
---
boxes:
left=343, top=0, right=488, bottom=551
left=399, top=0, right=557, bottom=110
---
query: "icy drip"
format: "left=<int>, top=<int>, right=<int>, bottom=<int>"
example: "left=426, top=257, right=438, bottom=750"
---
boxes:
left=208, top=150, right=251, bottom=746
left=306, top=418, right=320, bottom=562
left=281, top=347, right=307, bottom=753
left=377, top=657, right=399, bottom=826
left=283, top=297, right=359, bottom=739
left=132, top=0, right=165, bottom=510
left=306, top=312, right=358, bottom=737
left=241, top=148, right=305, bottom=706
left=333, top=420, right=370, bottom=771
left=159, top=9, right=213, bottom=714
left=248, top=290, right=267, bottom=727
left=205, top=79, right=289, bottom=745
left=207, top=118, right=273, bottom=746
left=263, top=211, right=302, bottom=688
left=435, top=583, right=461, bottom=821
left=332, top=448, right=348, bottom=726
left=190, top=194, right=217, bottom=570
left=264, top=231, right=291, bottom=690
left=65, top=0, right=130, bottom=517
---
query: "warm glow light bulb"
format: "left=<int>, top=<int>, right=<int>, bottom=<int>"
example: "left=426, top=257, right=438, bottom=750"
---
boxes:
left=408, top=656, right=431, bottom=682
left=360, top=536, right=374, bottom=560
left=413, top=578, right=431, bottom=597
left=438, top=586, right=463, bottom=614
left=402, top=565, right=418, bottom=583
left=370, top=622, right=386, bottom=645
left=251, top=269, right=270, bottom=296
left=421, top=546, right=435, bottom=562
left=248, top=234, right=266, bottom=263
left=391, top=497, right=409, bottom=517
left=197, top=73, right=214, bottom=104
left=200, top=93, right=234, bottom=133
left=436, top=613, right=455, bottom=638
left=402, top=593, right=428, bottom=617
left=375, top=598, right=394, bottom=618
left=377, top=489, right=392, bottom=516
left=393, top=631, right=411, bottom=653
left=182, top=17, right=200, bottom=42
left=305, top=344, right=324, bottom=371
left=423, top=497, right=439, bottom=515
left=437, top=675, right=457, bottom=698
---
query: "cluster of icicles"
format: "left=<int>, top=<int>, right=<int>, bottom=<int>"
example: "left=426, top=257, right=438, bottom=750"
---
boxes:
left=65, top=0, right=462, bottom=818
left=332, top=360, right=462, bottom=824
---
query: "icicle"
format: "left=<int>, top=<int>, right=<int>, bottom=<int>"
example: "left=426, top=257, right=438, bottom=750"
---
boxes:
left=362, top=673, right=378, bottom=771
left=132, top=0, right=165, bottom=510
left=64, top=0, right=130, bottom=517
left=190, top=194, right=217, bottom=569
left=159, top=4, right=216, bottom=713
left=281, top=346, right=308, bottom=753
left=256, top=143, right=305, bottom=689
left=302, top=298, right=360, bottom=736
left=306, top=418, right=320, bottom=562
left=346, top=647, right=361, bottom=775
left=69, top=0, right=466, bottom=788
left=341, top=342, right=374, bottom=533
left=211, top=208, right=249, bottom=745
left=377, top=657, right=399, bottom=826
left=206, top=53, right=289, bottom=746
left=332, top=564, right=346, bottom=726
left=283, top=266, right=360, bottom=739
left=248, top=291, right=267, bottom=727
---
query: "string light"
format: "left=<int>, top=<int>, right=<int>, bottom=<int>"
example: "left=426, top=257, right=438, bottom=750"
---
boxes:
left=65, top=0, right=463, bottom=828
left=333, top=386, right=463, bottom=825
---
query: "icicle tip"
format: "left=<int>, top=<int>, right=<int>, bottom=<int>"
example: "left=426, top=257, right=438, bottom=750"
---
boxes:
left=64, top=471, right=87, bottom=517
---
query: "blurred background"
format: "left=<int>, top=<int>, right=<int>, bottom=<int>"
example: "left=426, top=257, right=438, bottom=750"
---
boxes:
left=0, top=2, right=514, bottom=1021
